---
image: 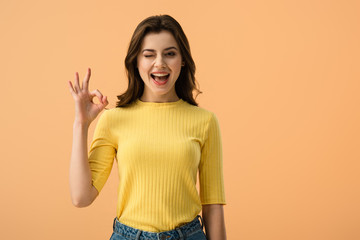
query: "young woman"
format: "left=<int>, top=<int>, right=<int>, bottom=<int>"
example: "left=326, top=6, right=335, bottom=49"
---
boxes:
left=68, top=14, right=227, bottom=240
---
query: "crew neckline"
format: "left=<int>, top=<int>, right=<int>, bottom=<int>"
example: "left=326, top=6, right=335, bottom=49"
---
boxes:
left=135, top=98, right=184, bottom=107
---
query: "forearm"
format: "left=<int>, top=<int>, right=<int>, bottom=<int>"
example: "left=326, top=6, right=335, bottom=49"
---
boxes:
left=69, top=121, right=98, bottom=207
left=202, top=204, right=227, bottom=240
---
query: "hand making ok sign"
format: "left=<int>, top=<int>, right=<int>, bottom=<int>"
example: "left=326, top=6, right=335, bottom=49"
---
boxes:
left=68, top=68, right=109, bottom=126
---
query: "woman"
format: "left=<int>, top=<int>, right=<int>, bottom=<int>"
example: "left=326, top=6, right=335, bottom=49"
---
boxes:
left=68, top=14, right=227, bottom=240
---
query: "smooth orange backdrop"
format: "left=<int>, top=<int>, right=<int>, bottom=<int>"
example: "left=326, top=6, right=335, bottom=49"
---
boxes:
left=1, top=0, right=359, bottom=239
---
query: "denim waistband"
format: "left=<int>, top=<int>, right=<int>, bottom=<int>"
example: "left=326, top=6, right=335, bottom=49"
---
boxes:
left=112, top=215, right=204, bottom=240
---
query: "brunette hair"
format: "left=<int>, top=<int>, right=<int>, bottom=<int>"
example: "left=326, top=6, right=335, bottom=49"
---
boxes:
left=115, top=14, right=202, bottom=108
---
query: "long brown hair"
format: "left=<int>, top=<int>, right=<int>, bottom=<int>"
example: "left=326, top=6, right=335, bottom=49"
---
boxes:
left=115, top=14, right=202, bottom=108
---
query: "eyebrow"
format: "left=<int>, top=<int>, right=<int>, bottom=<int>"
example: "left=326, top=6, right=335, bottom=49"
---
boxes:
left=142, top=47, right=178, bottom=53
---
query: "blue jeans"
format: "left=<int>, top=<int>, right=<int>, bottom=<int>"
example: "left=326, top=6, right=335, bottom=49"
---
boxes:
left=109, top=215, right=207, bottom=240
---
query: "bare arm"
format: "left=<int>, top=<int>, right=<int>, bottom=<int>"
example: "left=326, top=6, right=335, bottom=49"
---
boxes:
left=202, top=204, right=227, bottom=240
left=68, top=68, right=108, bottom=208
left=69, top=121, right=99, bottom=207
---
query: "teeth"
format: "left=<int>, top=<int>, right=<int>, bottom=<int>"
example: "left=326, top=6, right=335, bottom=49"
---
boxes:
left=152, top=73, right=169, bottom=77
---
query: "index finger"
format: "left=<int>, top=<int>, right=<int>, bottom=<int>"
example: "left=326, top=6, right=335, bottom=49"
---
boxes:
left=82, top=67, right=91, bottom=91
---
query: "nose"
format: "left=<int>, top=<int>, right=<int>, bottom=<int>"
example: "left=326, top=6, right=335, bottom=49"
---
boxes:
left=154, top=55, right=166, bottom=68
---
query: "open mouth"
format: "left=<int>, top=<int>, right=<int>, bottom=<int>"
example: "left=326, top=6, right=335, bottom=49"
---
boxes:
left=151, top=74, right=170, bottom=85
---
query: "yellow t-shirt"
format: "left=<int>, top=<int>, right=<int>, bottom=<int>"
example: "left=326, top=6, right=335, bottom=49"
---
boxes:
left=88, top=98, right=226, bottom=232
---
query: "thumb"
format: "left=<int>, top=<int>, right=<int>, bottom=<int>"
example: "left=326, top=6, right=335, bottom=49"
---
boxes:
left=101, top=96, right=109, bottom=108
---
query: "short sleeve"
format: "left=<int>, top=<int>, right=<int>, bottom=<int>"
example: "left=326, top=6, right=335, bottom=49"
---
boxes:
left=199, top=112, right=226, bottom=205
left=88, top=109, right=117, bottom=194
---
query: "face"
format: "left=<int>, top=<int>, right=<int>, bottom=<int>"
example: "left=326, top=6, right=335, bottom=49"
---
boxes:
left=137, top=30, right=184, bottom=101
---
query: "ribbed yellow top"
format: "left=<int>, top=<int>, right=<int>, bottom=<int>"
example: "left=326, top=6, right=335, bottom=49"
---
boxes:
left=88, top=98, right=226, bottom=232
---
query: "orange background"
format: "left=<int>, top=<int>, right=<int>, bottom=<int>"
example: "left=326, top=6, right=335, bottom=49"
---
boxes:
left=1, top=0, right=359, bottom=239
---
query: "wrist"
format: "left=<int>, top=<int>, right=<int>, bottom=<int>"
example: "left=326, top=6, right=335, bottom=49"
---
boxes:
left=73, top=120, right=90, bottom=129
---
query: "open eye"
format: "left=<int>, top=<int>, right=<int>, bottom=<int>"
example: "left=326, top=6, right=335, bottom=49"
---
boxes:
left=166, top=52, right=176, bottom=56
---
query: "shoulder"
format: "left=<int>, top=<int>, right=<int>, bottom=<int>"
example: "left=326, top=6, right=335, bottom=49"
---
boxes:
left=181, top=101, right=216, bottom=120
left=99, top=106, right=131, bottom=118
left=179, top=102, right=221, bottom=136
left=98, top=108, right=116, bottom=119
left=95, top=108, right=122, bottom=125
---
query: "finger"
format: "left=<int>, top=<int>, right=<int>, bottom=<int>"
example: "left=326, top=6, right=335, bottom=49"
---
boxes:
left=68, top=81, right=76, bottom=96
left=74, top=72, right=81, bottom=93
left=102, top=95, right=109, bottom=105
left=82, top=67, right=91, bottom=91
left=101, top=96, right=109, bottom=110
left=69, top=78, right=78, bottom=94
left=90, top=89, right=104, bottom=103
